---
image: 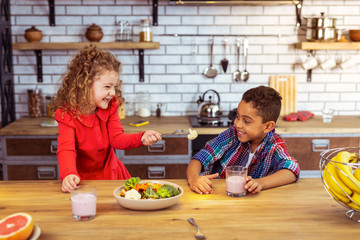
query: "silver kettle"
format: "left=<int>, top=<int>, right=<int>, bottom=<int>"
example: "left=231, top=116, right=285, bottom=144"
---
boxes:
left=197, top=89, right=222, bottom=118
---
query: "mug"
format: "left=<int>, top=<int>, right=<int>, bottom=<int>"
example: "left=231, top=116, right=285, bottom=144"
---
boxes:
left=340, top=56, right=356, bottom=70
left=320, top=56, right=336, bottom=71
left=301, top=54, right=318, bottom=70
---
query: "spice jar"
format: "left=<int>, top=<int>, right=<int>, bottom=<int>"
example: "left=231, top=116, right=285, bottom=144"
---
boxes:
left=28, top=89, right=43, bottom=118
left=139, top=19, right=152, bottom=42
left=45, top=96, right=55, bottom=118
left=137, top=92, right=151, bottom=117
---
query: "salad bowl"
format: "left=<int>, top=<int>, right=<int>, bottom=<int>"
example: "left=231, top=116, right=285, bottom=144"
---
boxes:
left=113, top=180, right=183, bottom=210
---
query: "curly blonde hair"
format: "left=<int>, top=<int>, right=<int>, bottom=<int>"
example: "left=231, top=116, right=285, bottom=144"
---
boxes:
left=52, top=45, right=123, bottom=118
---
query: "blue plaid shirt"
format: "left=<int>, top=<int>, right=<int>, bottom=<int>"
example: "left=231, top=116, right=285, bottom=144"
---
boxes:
left=193, top=126, right=300, bottom=180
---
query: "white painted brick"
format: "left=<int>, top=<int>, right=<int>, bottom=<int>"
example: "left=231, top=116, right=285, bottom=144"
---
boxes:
left=326, top=83, right=356, bottom=92
left=167, top=84, right=198, bottom=93
left=149, top=55, right=181, bottom=64
left=165, top=6, right=198, bottom=15
left=326, top=102, right=355, bottom=111
left=309, top=93, right=340, bottom=101
left=13, top=65, right=36, bottom=75
left=158, top=16, right=181, bottom=25
left=231, top=6, right=263, bottom=15
left=297, top=83, right=325, bottom=92
left=11, top=6, right=32, bottom=15
left=329, top=6, right=360, bottom=15
left=16, top=16, right=49, bottom=26
left=166, top=65, right=196, bottom=74
left=133, top=6, right=152, bottom=15
left=199, top=6, right=230, bottom=15
left=134, top=84, right=166, bottom=93
left=55, top=16, right=82, bottom=25
left=231, top=26, right=262, bottom=35
left=199, top=84, right=230, bottom=93
left=214, top=16, right=246, bottom=25
left=263, top=5, right=294, bottom=15
left=49, top=36, right=82, bottom=42
left=150, top=93, right=182, bottom=102
left=100, top=6, right=132, bottom=15
left=182, top=16, right=213, bottom=25
left=149, top=75, right=181, bottom=84
left=248, top=16, right=279, bottom=25
left=83, top=16, right=115, bottom=26
left=165, top=26, right=197, bottom=35
left=341, top=92, right=360, bottom=101
left=66, top=6, right=98, bottom=15
left=143, top=65, right=166, bottom=74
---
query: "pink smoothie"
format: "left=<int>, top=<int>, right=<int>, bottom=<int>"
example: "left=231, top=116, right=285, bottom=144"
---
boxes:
left=71, top=193, right=97, bottom=216
left=226, top=175, right=246, bottom=194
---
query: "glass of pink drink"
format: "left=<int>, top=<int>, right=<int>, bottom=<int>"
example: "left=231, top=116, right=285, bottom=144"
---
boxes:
left=226, top=166, right=248, bottom=197
left=71, top=186, right=97, bottom=221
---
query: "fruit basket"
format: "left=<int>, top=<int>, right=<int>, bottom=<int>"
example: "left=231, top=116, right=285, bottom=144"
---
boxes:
left=320, top=147, right=360, bottom=221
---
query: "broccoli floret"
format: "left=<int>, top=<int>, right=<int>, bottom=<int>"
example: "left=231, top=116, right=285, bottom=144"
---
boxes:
left=124, top=177, right=140, bottom=190
left=144, top=186, right=160, bottom=199
left=157, top=184, right=180, bottom=198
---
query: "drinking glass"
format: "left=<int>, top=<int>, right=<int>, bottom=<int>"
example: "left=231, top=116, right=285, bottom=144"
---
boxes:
left=226, top=166, right=248, bottom=197
left=71, top=186, right=97, bottom=221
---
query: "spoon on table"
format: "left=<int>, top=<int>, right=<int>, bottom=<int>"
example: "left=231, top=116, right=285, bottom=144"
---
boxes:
left=233, top=39, right=241, bottom=82
left=240, top=38, right=250, bottom=82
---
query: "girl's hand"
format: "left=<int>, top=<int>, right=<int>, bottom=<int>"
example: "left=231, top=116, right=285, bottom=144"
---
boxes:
left=141, top=130, right=162, bottom=146
left=188, top=173, right=219, bottom=194
left=62, top=174, right=80, bottom=193
left=244, top=176, right=262, bottom=194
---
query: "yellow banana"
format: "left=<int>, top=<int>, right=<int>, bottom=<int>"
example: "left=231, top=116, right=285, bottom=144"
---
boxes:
left=334, top=151, right=360, bottom=195
left=354, top=167, right=360, bottom=181
left=323, top=161, right=352, bottom=200
left=347, top=192, right=360, bottom=210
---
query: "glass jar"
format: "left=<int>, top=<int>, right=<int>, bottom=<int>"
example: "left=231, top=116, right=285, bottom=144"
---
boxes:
left=45, top=96, right=55, bottom=118
left=139, top=19, right=152, bottom=42
left=137, top=92, right=151, bottom=117
left=28, top=89, right=43, bottom=118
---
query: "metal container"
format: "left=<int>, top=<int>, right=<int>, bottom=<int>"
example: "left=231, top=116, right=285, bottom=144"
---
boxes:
left=197, top=89, right=222, bottom=121
left=306, top=27, right=336, bottom=42
left=304, top=13, right=337, bottom=28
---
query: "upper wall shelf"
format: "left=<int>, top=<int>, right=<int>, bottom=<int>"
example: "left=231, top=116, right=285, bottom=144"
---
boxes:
left=170, top=0, right=299, bottom=5
left=299, top=42, right=360, bottom=50
left=13, top=42, right=160, bottom=83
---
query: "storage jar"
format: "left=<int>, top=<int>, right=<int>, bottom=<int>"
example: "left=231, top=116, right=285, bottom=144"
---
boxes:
left=139, top=19, right=152, bottom=42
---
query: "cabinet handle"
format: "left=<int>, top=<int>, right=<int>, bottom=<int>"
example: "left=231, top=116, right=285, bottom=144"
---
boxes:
left=312, top=139, right=330, bottom=152
left=37, top=166, right=56, bottom=179
left=148, top=166, right=166, bottom=178
left=50, top=140, right=58, bottom=153
left=147, top=140, right=165, bottom=152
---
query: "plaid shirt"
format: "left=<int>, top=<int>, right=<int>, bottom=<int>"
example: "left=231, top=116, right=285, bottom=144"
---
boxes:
left=193, top=126, right=300, bottom=180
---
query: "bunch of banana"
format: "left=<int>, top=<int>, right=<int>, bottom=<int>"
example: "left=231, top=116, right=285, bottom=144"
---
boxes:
left=322, top=151, right=360, bottom=211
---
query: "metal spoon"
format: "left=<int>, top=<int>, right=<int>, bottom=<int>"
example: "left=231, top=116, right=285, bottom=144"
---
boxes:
left=203, top=38, right=217, bottom=78
left=240, top=38, right=250, bottom=82
left=233, top=39, right=241, bottom=82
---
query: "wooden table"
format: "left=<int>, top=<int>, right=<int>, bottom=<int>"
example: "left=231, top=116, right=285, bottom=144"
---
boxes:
left=1, top=179, right=359, bottom=239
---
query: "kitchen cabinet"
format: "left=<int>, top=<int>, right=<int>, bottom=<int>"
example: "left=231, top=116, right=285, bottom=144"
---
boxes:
left=283, top=135, right=360, bottom=170
left=116, top=136, right=191, bottom=179
left=0, top=136, right=59, bottom=180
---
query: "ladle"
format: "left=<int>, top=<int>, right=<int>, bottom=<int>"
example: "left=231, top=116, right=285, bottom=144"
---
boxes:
left=240, top=38, right=250, bottom=82
left=233, top=39, right=241, bottom=82
left=203, top=38, right=217, bottom=78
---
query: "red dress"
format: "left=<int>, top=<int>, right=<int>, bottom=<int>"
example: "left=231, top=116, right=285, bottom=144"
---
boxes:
left=55, top=99, right=144, bottom=180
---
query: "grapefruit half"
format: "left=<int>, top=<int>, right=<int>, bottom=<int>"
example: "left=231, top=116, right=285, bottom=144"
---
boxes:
left=0, top=213, right=33, bottom=240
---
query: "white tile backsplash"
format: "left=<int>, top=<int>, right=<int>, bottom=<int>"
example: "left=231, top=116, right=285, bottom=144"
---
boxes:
left=6, top=0, right=360, bottom=119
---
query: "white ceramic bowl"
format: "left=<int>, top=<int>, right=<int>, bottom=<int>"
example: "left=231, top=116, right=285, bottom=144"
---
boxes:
left=113, top=180, right=183, bottom=210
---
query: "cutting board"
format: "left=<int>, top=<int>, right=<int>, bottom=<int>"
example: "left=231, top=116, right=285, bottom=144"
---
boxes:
left=269, top=75, right=297, bottom=116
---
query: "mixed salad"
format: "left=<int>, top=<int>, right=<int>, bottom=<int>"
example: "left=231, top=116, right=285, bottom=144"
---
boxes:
left=118, top=177, right=181, bottom=200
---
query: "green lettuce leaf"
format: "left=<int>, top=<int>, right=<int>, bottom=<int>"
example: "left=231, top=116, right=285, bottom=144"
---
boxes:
left=157, top=184, right=180, bottom=198
left=124, top=177, right=140, bottom=190
left=144, top=186, right=160, bottom=199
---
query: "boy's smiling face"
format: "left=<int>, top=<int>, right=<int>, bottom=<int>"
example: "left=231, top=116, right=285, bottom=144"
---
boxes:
left=234, top=100, right=275, bottom=151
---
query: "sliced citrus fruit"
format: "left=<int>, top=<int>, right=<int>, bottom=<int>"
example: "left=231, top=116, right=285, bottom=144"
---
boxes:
left=0, top=213, right=33, bottom=240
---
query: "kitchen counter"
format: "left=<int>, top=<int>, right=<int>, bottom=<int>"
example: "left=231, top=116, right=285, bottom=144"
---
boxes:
left=1, top=115, right=360, bottom=136
left=0, top=179, right=359, bottom=239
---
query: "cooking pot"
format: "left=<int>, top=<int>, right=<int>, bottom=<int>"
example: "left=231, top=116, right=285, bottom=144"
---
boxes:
left=304, top=12, right=338, bottom=42
left=197, top=89, right=222, bottom=119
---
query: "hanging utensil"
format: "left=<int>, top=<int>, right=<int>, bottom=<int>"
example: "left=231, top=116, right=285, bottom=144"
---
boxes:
left=232, top=39, right=241, bottom=82
left=203, top=38, right=217, bottom=78
left=240, top=38, right=250, bottom=82
left=220, top=38, right=229, bottom=73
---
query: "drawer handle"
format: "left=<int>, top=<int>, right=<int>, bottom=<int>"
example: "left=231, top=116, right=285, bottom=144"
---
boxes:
left=312, top=139, right=330, bottom=152
left=37, top=166, right=56, bottom=179
left=148, top=166, right=165, bottom=179
left=50, top=140, right=58, bottom=153
left=147, top=140, right=165, bottom=152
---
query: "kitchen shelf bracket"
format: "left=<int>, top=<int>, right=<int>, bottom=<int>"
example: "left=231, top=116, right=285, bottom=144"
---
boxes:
left=153, top=0, right=158, bottom=26
left=48, top=0, right=55, bottom=26
left=306, top=50, right=314, bottom=83
left=139, top=49, right=145, bottom=82
left=35, top=50, right=43, bottom=83
left=295, top=0, right=303, bottom=28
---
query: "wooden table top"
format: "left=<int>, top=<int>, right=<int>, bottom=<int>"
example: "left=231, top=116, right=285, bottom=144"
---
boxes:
left=1, top=115, right=360, bottom=136
left=1, top=179, right=359, bottom=240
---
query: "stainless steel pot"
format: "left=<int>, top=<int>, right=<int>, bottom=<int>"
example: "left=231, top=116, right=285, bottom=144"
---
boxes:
left=306, top=27, right=336, bottom=42
left=304, top=12, right=337, bottom=28
left=304, top=12, right=338, bottom=42
left=197, top=89, right=222, bottom=119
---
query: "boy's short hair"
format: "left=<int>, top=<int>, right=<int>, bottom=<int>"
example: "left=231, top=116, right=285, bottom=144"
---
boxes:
left=242, top=86, right=282, bottom=123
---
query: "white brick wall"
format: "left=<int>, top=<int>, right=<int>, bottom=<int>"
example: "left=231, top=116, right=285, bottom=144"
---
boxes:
left=7, top=0, right=360, bottom=119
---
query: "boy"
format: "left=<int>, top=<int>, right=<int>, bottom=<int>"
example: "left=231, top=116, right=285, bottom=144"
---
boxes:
left=187, top=86, right=300, bottom=194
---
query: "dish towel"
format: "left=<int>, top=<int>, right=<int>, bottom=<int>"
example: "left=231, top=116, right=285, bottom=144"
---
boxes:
left=283, top=111, right=315, bottom=121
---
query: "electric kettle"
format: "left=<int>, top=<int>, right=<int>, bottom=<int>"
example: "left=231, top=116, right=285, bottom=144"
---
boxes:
left=197, top=89, right=222, bottom=119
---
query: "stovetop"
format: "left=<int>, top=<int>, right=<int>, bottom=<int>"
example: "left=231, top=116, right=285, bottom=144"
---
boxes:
left=189, top=116, right=233, bottom=128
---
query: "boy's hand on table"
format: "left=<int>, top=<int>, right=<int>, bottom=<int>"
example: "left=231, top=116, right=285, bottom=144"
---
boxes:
left=141, top=130, right=162, bottom=146
left=189, top=173, right=219, bottom=194
left=244, top=176, right=263, bottom=194
left=62, top=174, right=80, bottom=193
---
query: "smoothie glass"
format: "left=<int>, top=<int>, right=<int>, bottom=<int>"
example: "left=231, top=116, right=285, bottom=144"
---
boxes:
left=71, top=185, right=97, bottom=221
left=226, top=166, right=248, bottom=197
